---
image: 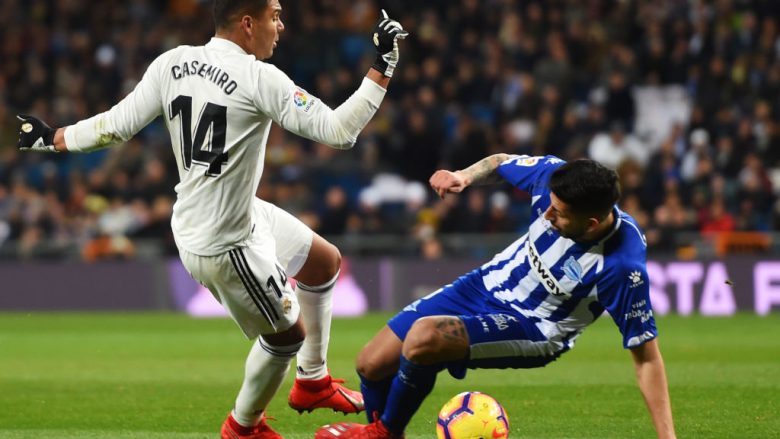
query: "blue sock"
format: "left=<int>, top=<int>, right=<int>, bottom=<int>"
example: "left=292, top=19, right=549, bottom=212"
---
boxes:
left=380, top=356, right=440, bottom=435
left=359, top=373, right=394, bottom=423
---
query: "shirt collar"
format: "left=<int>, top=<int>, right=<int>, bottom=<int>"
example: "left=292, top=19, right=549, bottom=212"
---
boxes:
left=206, top=37, right=249, bottom=55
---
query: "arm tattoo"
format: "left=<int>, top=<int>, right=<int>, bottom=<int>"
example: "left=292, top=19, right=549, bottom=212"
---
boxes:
left=436, top=317, right=468, bottom=344
left=458, top=153, right=513, bottom=186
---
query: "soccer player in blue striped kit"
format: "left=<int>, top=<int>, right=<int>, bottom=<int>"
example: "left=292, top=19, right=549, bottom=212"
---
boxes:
left=316, top=155, right=677, bottom=439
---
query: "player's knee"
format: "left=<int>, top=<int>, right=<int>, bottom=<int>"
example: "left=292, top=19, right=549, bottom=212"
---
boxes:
left=356, top=349, right=384, bottom=381
left=262, top=319, right=306, bottom=346
left=327, top=243, right=342, bottom=277
left=299, top=238, right=341, bottom=285
left=356, top=342, right=401, bottom=380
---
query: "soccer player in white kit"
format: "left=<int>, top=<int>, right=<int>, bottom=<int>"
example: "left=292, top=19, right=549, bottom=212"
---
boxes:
left=16, top=1, right=408, bottom=438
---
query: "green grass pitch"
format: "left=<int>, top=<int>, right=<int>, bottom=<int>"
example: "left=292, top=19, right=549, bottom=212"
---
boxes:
left=0, top=313, right=777, bottom=438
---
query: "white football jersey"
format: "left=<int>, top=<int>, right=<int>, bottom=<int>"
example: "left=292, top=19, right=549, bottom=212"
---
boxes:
left=64, top=38, right=386, bottom=255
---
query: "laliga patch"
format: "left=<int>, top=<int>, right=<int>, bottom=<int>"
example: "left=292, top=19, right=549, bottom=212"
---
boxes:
left=293, top=88, right=315, bottom=113
left=511, top=156, right=539, bottom=167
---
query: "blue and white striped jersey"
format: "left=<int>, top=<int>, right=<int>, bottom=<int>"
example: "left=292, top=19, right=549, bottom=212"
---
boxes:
left=458, top=155, right=657, bottom=352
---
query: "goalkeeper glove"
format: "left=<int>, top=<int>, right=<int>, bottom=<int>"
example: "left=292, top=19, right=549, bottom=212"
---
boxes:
left=17, top=114, right=58, bottom=152
left=371, top=9, right=409, bottom=78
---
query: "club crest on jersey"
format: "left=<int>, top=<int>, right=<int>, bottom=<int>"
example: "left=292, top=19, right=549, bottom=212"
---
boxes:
left=293, top=89, right=315, bottom=113
left=562, top=256, right=583, bottom=283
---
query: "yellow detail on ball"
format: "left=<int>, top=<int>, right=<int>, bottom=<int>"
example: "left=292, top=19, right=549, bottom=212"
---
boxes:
left=437, top=391, right=510, bottom=438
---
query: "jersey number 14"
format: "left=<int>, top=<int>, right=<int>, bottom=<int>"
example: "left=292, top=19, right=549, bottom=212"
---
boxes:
left=169, top=95, right=228, bottom=176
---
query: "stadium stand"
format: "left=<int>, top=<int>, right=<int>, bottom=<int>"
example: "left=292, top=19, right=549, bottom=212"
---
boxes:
left=1, top=0, right=779, bottom=259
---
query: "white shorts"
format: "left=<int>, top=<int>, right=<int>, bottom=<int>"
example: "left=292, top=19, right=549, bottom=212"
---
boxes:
left=178, top=198, right=314, bottom=339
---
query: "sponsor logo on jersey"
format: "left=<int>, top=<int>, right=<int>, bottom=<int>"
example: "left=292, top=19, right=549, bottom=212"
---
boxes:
left=562, top=256, right=583, bottom=283
left=624, top=299, right=654, bottom=325
left=545, top=157, right=564, bottom=165
left=628, top=270, right=644, bottom=288
left=293, top=89, right=315, bottom=112
left=526, top=239, right=568, bottom=297
left=488, top=314, right=517, bottom=331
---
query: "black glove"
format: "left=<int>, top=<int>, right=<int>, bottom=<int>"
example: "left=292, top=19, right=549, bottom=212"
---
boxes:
left=17, top=114, right=58, bottom=152
left=371, top=9, right=409, bottom=78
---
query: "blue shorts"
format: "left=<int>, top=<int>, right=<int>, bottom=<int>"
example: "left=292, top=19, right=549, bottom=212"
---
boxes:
left=388, top=277, right=567, bottom=378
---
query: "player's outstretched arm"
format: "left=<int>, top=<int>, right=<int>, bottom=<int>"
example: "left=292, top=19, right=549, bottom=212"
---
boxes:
left=260, top=10, right=407, bottom=150
left=366, top=9, right=408, bottom=88
left=630, top=339, right=677, bottom=439
left=16, top=56, right=164, bottom=154
left=429, top=153, right=515, bottom=198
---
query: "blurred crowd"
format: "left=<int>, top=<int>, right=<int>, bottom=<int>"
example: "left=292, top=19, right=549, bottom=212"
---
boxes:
left=2, top=0, right=780, bottom=260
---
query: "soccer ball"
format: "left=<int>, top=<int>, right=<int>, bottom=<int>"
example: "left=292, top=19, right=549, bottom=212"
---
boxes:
left=436, top=391, right=510, bottom=439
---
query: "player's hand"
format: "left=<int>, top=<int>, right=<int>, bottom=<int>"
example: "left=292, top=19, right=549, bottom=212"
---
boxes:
left=17, top=114, right=58, bottom=152
left=371, top=9, right=408, bottom=78
left=429, top=170, right=469, bottom=199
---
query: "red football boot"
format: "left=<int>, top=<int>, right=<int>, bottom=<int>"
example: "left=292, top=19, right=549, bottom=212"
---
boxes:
left=288, top=375, right=364, bottom=414
left=314, top=420, right=404, bottom=439
left=220, top=413, right=283, bottom=439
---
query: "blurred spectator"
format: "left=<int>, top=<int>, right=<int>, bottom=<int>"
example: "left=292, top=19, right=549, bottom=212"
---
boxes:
left=700, top=198, right=736, bottom=234
left=319, top=186, right=350, bottom=236
left=588, top=121, right=649, bottom=169
left=680, top=128, right=712, bottom=182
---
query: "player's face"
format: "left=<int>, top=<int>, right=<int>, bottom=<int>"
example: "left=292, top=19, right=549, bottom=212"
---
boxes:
left=251, top=0, right=284, bottom=60
left=544, top=193, right=591, bottom=240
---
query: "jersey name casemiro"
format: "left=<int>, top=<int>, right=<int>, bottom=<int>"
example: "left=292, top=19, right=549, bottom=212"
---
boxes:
left=473, top=155, right=657, bottom=351
left=170, top=59, right=238, bottom=95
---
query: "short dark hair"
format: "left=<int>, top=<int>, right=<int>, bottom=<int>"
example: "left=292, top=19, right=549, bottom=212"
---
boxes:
left=549, top=159, right=620, bottom=219
left=213, top=0, right=269, bottom=30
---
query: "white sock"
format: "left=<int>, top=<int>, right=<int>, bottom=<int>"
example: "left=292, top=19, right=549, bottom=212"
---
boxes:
left=233, top=338, right=302, bottom=426
left=295, top=271, right=338, bottom=380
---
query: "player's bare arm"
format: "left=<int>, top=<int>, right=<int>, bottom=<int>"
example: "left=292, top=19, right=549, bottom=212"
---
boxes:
left=429, top=153, right=515, bottom=198
left=630, top=339, right=677, bottom=439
